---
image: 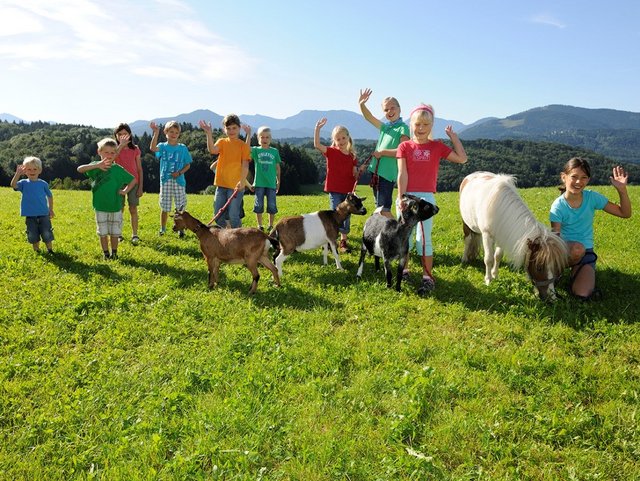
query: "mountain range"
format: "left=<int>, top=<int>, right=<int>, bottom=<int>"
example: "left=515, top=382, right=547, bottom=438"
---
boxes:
left=2, top=105, right=639, bottom=162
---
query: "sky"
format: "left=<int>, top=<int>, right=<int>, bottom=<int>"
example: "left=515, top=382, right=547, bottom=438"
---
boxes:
left=1, top=0, right=639, bottom=128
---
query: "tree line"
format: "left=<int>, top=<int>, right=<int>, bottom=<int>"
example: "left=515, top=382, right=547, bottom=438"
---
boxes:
left=1, top=121, right=638, bottom=193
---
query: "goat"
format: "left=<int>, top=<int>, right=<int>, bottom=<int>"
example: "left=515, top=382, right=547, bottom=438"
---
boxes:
left=172, top=210, right=280, bottom=295
left=270, top=193, right=367, bottom=276
left=356, top=194, right=439, bottom=291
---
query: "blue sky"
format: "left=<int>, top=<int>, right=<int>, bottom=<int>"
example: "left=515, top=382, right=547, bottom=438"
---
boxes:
left=1, top=0, right=639, bottom=128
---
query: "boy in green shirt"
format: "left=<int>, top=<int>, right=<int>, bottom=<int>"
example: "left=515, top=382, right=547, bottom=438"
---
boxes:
left=77, top=138, right=136, bottom=259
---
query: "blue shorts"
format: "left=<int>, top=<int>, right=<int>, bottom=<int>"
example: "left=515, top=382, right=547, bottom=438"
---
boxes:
left=253, top=187, right=278, bottom=214
left=373, top=176, right=395, bottom=211
left=25, top=216, right=54, bottom=244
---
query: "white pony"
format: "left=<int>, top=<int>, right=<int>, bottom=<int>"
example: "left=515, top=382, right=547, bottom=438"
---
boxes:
left=459, top=171, right=568, bottom=301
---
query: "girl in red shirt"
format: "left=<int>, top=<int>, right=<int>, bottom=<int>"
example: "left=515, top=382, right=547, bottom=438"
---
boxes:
left=314, top=117, right=358, bottom=252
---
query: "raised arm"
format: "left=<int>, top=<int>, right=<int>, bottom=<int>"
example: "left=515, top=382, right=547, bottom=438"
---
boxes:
left=359, top=88, right=382, bottom=129
left=243, top=124, right=252, bottom=145
left=149, top=122, right=160, bottom=153
left=445, top=125, right=468, bottom=164
left=603, top=165, right=632, bottom=218
left=10, top=165, right=24, bottom=189
left=314, top=118, right=328, bottom=154
left=199, top=120, right=220, bottom=155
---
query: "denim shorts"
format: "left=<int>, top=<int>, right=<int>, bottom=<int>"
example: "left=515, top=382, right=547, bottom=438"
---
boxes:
left=329, top=192, right=350, bottom=234
left=253, top=187, right=278, bottom=214
left=25, top=216, right=54, bottom=244
left=373, top=176, right=395, bottom=211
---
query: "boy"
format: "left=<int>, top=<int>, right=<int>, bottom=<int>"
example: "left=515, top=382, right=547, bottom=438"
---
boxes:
left=11, top=156, right=55, bottom=253
left=149, top=120, right=192, bottom=236
left=199, top=114, right=251, bottom=228
left=77, top=138, right=136, bottom=259
left=245, top=125, right=281, bottom=231
left=358, top=88, right=410, bottom=218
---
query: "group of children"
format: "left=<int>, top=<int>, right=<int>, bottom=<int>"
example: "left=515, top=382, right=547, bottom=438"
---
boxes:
left=11, top=90, right=632, bottom=299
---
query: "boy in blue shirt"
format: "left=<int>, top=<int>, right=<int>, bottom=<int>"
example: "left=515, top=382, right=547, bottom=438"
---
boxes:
left=11, top=156, right=55, bottom=253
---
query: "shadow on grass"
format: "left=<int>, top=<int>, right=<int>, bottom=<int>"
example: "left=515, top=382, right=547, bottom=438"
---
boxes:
left=119, top=257, right=205, bottom=288
left=47, top=251, right=125, bottom=282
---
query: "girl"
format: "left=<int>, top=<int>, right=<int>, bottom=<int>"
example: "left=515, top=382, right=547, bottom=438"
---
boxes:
left=314, top=118, right=358, bottom=253
left=396, top=104, right=467, bottom=295
left=550, top=158, right=631, bottom=300
left=114, top=123, right=143, bottom=244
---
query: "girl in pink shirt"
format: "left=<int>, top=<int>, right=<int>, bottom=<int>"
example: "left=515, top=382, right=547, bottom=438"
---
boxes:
left=114, top=123, right=143, bottom=244
left=396, top=104, right=467, bottom=295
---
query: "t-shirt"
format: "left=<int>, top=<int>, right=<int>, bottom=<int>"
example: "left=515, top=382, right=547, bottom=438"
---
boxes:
left=323, top=147, right=357, bottom=194
left=115, top=146, right=142, bottom=184
left=85, top=163, right=135, bottom=212
left=549, top=190, right=608, bottom=249
left=251, top=146, right=281, bottom=189
left=371, top=120, right=410, bottom=182
left=214, top=137, right=252, bottom=189
left=396, top=140, right=453, bottom=193
left=156, top=143, right=192, bottom=187
left=15, top=179, right=52, bottom=217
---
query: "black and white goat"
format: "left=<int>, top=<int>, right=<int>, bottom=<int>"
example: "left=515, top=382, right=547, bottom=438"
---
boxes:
left=270, top=193, right=367, bottom=276
left=356, top=194, right=439, bottom=291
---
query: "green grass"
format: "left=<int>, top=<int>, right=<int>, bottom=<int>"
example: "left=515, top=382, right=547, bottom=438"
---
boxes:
left=1, top=185, right=639, bottom=480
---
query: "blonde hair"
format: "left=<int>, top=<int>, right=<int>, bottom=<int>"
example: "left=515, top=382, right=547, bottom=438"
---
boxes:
left=331, top=125, right=355, bottom=156
left=382, top=96, right=400, bottom=109
left=97, top=138, right=117, bottom=151
left=410, top=103, right=435, bottom=141
left=164, top=120, right=181, bottom=133
left=23, top=156, right=42, bottom=170
left=257, top=126, right=271, bottom=137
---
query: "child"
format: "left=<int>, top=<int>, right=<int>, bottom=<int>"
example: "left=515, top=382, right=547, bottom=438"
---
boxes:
left=114, top=123, right=143, bottom=244
left=550, top=158, right=631, bottom=300
left=358, top=88, right=410, bottom=218
left=77, top=139, right=136, bottom=259
left=396, top=104, right=467, bottom=295
left=314, top=117, right=358, bottom=253
left=149, top=120, right=192, bottom=236
left=245, top=125, right=281, bottom=231
left=199, top=115, right=251, bottom=228
left=11, top=156, right=55, bottom=253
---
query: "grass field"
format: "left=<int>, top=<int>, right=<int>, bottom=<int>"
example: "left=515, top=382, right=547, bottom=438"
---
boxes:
left=1, top=185, right=639, bottom=480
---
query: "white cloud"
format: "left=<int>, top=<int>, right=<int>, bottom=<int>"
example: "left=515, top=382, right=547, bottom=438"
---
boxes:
left=530, top=13, right=567, bottom=29
left=0, top=0, right=255, bottom=81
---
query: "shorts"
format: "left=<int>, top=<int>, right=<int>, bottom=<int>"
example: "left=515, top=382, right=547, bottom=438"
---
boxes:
left=578, top=248, right=597, bottom=269
left=159, top=179, right=187, bottom=212
left=253, top=187, right=278, bottom=214
left=95, top=211, right=123, bottom=237
left=373, top=176, right=395, bottom=211
left=25, top=216, right=54, bottom=244
left=123, top=183, right=140, bottom=207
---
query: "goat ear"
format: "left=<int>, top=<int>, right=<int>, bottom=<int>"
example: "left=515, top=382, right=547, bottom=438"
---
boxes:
left=360, top=197, right=366, bottom=202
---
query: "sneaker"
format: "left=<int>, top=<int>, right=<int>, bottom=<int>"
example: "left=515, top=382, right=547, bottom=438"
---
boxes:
left=159, top=228, right=166, bottom=236
left=401, top=270, right=410, bottom=282
left=179, top=230, right=185, bottom=239
left=417, top=275, right=435, bottom=296
left=131, top=235, right=140, bottom=245
left=118, top=235, right=124, bottom=242
left=339, top=239, right=351, bottom=253
left=110, top=252, right=118, bottom=260
left=103, top=252, right=111, bottom=260
left=258, top=225, right=264, bottom=232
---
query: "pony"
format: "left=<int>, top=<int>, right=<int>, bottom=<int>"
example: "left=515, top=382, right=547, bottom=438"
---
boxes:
left=459, top=171, right=568, bottom=301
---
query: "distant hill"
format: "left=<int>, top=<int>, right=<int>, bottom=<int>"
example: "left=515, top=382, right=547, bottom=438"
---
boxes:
left=129, top=109, right=466, bottom=140
left=0, top=113, right=25, bottom=123
left=460, top=105, right=640, bottom=163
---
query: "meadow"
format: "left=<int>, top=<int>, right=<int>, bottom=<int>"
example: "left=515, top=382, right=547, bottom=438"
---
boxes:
left=1, top=185, right=639, bottom=480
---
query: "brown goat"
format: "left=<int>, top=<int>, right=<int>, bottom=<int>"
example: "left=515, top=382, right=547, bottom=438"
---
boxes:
left=173, top=210, right=280, bottom=294
left=270, top=193, right=367, bottom=276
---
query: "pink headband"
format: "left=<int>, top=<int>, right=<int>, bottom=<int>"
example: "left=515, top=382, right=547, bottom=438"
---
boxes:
left=410, top=104, right=434, bottom=118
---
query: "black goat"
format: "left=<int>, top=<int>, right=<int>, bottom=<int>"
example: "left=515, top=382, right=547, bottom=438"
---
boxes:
left=356, top=194, right=439, bottom=291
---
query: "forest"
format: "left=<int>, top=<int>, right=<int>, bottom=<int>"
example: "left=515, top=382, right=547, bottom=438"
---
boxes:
left=1, top=120, right=638, bottom=193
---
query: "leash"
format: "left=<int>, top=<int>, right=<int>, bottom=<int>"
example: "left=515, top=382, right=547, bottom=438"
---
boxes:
left=207, top=187, right=239, bottom=226
left=351, top=154, right=374, bottom=193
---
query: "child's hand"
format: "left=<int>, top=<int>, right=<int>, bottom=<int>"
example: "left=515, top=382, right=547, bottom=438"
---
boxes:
left=372, top=150, right=382, bottom=159
left=242, top=124, right=251, bottom=136
left=316, top=118, right=328, bottom=129
left=445, top=125, right=458, bottom=139
left=199, top=120, right=212, bottom=133
left=149, top=121, right=159, bottom=133
left=15, top=164, right=26, bottom=176
left=98, top=158, right=112, bottom=171
left=117, top=133, right=130, bottom=146
left=359, top=88, right=372, bottom=105
left=118, top=188, right=127, bottom=196
left=49, top=209, right=55, bottom=219
left=611, top=166, right=628, bottom=189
